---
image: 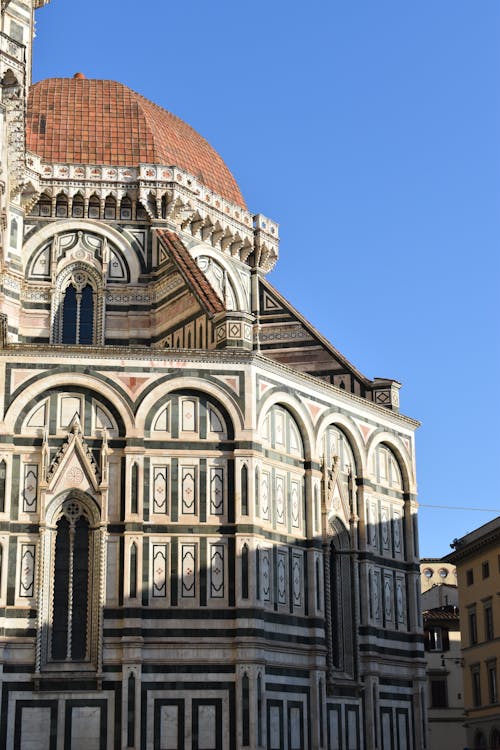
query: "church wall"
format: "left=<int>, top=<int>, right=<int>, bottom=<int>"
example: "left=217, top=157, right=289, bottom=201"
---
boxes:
left=0, top=346, right=425, bottom=749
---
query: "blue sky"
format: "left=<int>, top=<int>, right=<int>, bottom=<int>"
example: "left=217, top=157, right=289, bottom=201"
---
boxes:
left=33, top=1, right=500, bottom=557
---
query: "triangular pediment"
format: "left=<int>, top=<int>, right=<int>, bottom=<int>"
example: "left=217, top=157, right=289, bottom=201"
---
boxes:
left=328, top=476, right=350, bottom=528
left=44, top=417, right=101, bottom=493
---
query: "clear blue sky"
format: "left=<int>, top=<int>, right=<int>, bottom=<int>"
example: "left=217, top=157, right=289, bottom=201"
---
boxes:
left=33, top=1, right=500, bottom=557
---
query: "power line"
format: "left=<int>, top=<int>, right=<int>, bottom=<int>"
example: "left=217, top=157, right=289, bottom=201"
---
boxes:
left=419, top=503, right=499, bottom=513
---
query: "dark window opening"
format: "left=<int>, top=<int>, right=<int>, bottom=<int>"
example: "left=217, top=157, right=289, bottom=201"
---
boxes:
left=56, top=195, right=68, bottom=218
left=51, top=513, right=90, bottom=661
left=104, top=196, right=116, bottom=220
left=120, top=196, right=132, bottom=220
left=430, top=678, right=448, bottom=708
left=62, top=283, right=94, bottom=345
left=72, top=516, right=89, bottom=659
left=130, top=543, right=137, bottom=598
left=257, top=673, right=263, bottom=746
left=127, top=672, right=136, bottom=746
left=482, top=561, right=490, bottom=579
left=466, top=569, right=474, bottom=586
left=485, top=605, right=494, bottom=641
left=241, top=544, right=249, bottom=600
left=88, top=196, right=100, bottom=219
left=242, top=673, right=250, bottom=746
left=72, top=194, right=84, bottom=218
left=241, top=465, right=248, bottom=516
left=488, top=664, right=498, bottom=704
left=131, top=464, right=138, bottom=514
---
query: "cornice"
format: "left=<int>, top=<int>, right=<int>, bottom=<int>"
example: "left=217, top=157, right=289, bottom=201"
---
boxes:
left=0, top=344, right=420, bottom=429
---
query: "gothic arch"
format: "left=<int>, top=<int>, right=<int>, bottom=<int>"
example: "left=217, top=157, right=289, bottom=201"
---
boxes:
left=37, top=488, right=105, bottom=672
left=51, top=261, right=104, bottom=345
left=325, top=515, right=355, bottom=679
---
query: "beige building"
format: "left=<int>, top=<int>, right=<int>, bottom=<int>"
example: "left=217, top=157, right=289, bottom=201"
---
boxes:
left=420, top=560, right=466, bottom=750
left=0, top=2, right=427, bottom=748
left=445, top=517, right=500, bottom=750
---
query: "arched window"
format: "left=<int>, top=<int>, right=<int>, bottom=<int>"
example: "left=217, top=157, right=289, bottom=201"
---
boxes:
left=31, top=193, right=51, bottom=217
left=52, top=265, right=103, bottom=346
left=55, top=193, right=68, bottom=218
left=104, top=195, right=117, bottom=220
left=51, top=502, right=91, bottom=661
left=136, top=201, right=147, bottom=220
left=72, top=193, right=84, bottom=218
left=88, top=195, right=100, bottom=219
left=120, top=195, right=132, bottom=220
left=62, top=282, right=94, bottom=344
left=326, top=518, right=354, bottom=676
left=371, top=444, right=403, bottom=489
left=38, top=491, right=103, bottom=671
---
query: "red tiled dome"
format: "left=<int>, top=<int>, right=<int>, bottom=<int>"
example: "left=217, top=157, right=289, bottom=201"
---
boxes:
left=27, top=77, right=246, bottom=209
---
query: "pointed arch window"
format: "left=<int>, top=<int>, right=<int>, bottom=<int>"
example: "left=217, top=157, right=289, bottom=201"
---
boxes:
left=62, top=282, right=94, bottom=344
left=51, top=501, right=91, bottom=661
left=37, top=492, right=103, bottom=671
left=52, top=265, right=103, bottom=346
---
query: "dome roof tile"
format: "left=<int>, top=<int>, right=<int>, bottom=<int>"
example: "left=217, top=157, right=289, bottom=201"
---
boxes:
left=27, top=77, right=246, bottom=208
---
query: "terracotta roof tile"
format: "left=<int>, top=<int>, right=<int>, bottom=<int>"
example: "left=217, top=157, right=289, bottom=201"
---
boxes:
left=157, top=229, right=225, bottom=316
left=27, top=77, right=246, bottom=209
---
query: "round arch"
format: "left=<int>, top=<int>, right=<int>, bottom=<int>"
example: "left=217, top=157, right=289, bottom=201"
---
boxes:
left=6, top=373, right=133, bottom=436
left=190, top=243, right=249, bottom=311
left=135, top=375, right=245, bottom=437
left=366, top=430, right=415, bottom=494
left=22, top=219, right=141, bottom=282
left=256, top=390, right=314, bottom=461
left=315, top=411, right=365, bottom=477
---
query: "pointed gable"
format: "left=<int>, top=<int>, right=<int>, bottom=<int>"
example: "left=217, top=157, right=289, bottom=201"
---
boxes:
left=259, top=278, right=371, bottom=396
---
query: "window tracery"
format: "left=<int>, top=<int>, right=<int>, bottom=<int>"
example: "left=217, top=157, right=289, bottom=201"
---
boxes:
left=51, top=264, right=104, bottom=345
left=37, top=492, right=104, bottom=671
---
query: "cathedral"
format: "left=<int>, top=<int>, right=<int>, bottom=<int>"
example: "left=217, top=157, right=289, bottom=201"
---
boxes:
left=0, top=2, right=426, bottom=748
